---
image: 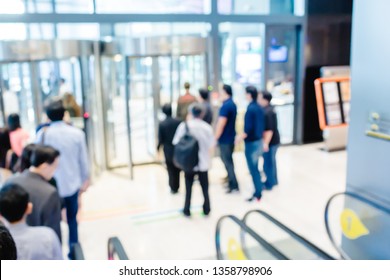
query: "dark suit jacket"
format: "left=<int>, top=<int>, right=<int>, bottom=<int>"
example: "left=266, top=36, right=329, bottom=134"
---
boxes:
left=158, top=117, right=181, bottom=162
left=6, top=170, right=62, bottom=242
left=202, top=101, right=213, bottom=125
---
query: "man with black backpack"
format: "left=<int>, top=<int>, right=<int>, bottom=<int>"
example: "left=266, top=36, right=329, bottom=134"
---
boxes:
left=172, top=103, right=214, bottom=217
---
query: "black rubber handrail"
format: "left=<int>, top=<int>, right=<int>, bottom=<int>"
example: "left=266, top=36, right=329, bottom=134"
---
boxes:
left=243, top=210, right=334, bottom=260
left=216, top=215, right=288, bottom=260
left=324, top=191, right=390, bottom=260
left=108, top=237, right=129, bottom=260
left=70, top=243, right=85, bottom=260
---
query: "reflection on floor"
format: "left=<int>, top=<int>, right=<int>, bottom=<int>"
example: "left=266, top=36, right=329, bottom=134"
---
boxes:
left=67, top=143, right=347, bottom=260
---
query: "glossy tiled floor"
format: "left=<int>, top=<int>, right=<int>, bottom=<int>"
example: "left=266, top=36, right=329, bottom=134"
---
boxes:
left=64, top=143, right=347, bottom=260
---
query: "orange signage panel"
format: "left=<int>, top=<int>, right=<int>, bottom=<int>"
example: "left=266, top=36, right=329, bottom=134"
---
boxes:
left=314, top=77, right=351, bottom=130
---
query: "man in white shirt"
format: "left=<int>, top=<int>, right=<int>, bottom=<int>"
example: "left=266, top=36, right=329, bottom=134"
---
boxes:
left=173, top=103, right=214, bottom=217
left=35, top=99, right=90, bottom=256
left=0, top=183, right=63, bottom=260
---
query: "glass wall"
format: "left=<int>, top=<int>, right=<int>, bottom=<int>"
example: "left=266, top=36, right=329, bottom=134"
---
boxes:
left=96, top=0, right=211, bottom=14
left=28, top=24, right=55, bottom=39
left=0, top=1, right=304, bottom=152
left=0, top=0, right=25, bottom=14
left=219, top=23, right=297, bottom=144
left=56, top=0, right=94, bottom=13
left=25, top=0, right=53, bottom=13
left=0, top=0, right=214, bottom=14
left=57, top=23, right=100, bottom=39
left=218, top=0, right=305, bottom=15
left=114, top=22, right=210, bottom=39
left=0, top=24, right=27, bottom=40
left=219, top=23, right=265, bottom=109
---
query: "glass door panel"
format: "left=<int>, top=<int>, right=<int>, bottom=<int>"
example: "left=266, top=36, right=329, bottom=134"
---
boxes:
left=128, top=56, right=158, bottom=165
left=1, top=58, right=85, bottom=137
left=101, top=56, right=129, bottom=168
left=178, top=55, right=206, bottom=91
left=106, top=53, right=207, bottom=172
left=1, top=62, right=36, bottom=137
left=158, top=56, right=172, bottom=105
left=58, top=59, right=84, bottom=130
left=81, top=55, right=105, bottom=176
left=171, top=54, right=207, bottom=114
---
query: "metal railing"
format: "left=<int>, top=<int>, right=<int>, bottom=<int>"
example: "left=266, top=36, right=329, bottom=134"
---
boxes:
left=243, top=210, right=334, bottom=260
left=215, top=214, right=288, bottom=260
left=108, top=237, right=129, bottom=260
left=324, top=191, right=390, bottom=260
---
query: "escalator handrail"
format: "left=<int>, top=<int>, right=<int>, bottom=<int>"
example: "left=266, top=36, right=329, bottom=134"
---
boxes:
left=70, top=243, right=85, bottom=260
left=108, top=237, right=129, bottom=260
left=324, top=191, right=390, bottom=260
left=243, top=210, right=334, bottom=260
left=216, top=214, right=289, bottom=260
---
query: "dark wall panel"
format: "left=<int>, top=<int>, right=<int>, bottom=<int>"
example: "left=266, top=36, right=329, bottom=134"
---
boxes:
left=302, top=0, right=352, bottom=143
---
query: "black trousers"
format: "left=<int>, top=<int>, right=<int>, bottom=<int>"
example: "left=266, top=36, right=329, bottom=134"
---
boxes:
left=184, top=171, right=210, bottom=215
left=166, top=160, right=181, bottom=192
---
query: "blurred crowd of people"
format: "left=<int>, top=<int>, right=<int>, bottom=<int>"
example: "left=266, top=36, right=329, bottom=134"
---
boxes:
left=158, top=82, right=280, bottom=217
left=0, top=79, right=280, bottom=259
left=0, top=97, right=89, bottom=260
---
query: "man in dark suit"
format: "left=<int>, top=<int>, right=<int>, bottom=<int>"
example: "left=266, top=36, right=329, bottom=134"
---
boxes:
left=157, top=104, right=182, bottom=193
left=5, top=145, right=62, bottom=241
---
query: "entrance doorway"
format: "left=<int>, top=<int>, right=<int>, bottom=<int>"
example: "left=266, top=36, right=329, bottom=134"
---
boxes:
left=101, top=37, right=208, bottom=178
left=0, top=40, right=103, bottom=175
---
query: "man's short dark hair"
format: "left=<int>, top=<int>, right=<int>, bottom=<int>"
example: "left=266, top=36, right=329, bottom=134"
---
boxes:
left=191, top=103, right=204, bottom=118
left=162, top=104, right=172, bottom=117
left=0, top=183, right=29, bottom=223
left=7, top=114, right=21, bottom=132
left=30, top=145, right=60, bottom=167
left=199, top=89, right=210, bottom=101
left=184, top=82, right=190, bottom=90
left=262, top=91, right=273, bottom=103
left=45, top=99, right=65, bottom=121
left=0, top=224, right=17, bottom=260
left=245, top=85, right=258, bottom=101
left=223, top=84, right=233, bottom=96
left=19, top=143, right=38, bottom=172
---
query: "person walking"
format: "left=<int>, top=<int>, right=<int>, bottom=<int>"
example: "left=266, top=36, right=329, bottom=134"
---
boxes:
left=259, top=91, right=280, bottom=190
left=215, top=84, right=239, bottom=193
left=35, top=99, right=90, bottom=257
left=236, top=86, right=265, bottom=202
left=0, top=183, right=63, bottom=260
left=7, top=114, right=29, bottom=172
left=177, top=82, right=197, bottom=121
left=198, top=88, right=213, bottom=125
left=172, top=103, right=214, bottom=217
left=157, top=104, right=182, bottom=194
left=5, top=145, right=62, bottom=241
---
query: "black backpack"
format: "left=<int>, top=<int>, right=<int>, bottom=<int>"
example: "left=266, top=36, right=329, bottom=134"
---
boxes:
left=173, top=123, right=199, bottom=172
